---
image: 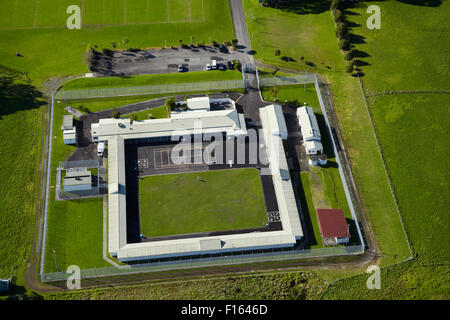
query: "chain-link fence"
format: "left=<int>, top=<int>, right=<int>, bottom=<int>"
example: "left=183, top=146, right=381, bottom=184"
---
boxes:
left=41, top=244, right=364, bottom=282
left=259, top=73, right=315, bottom=87
left=55, top=79, right=245, bottom=100
left=56, top=160, right=103, bottom=200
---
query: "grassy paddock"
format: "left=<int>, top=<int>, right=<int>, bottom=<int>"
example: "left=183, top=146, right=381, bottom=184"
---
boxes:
left=62, top=70, right=243, bottom=90
left=139, top=169, right=268, bottom=237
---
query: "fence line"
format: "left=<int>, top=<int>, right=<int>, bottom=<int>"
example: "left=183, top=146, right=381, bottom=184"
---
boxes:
left=41, top=244, right=364, bottom=282
left=259, top=73, right=315, bottom=87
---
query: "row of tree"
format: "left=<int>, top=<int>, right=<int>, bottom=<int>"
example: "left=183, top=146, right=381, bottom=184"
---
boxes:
left=331, top=0, right=355, bottom=73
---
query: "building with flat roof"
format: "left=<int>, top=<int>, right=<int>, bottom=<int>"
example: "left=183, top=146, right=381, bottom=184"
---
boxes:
left=62, top=115, right=77, bottom=145
left=316, top=209, right=350, bottom=246
left=92, top=105, right=304, bottom=262
left=186, top=96, right=210, bottom=111
left=63, top=169, right=92, bottom=192
left=296, top=106, right=323, bottom=155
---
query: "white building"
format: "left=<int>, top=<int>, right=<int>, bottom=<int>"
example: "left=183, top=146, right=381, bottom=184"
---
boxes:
left=296, top=106, right=323, bottom=155
left=62, top=115, right=77, bottom=145
left=186, top=96, right=210, bottom=111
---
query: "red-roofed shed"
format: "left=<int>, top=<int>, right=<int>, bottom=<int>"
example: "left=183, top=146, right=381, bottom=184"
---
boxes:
left=316, top=209, right=350, bottom=246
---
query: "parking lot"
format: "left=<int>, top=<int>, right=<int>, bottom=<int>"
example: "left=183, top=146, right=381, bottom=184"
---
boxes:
left=94, top=45, right=250, bottom=76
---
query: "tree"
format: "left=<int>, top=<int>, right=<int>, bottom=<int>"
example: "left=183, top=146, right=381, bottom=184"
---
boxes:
left=165, top=97, right=177, bottom=111
left=231, top=38, right=238, bottom=50
left=333, top=9, right=343, bottom=23
left=339, top=38, right=351, bottom=51
left=346, top=61, right=354, bottom=73
left=123, top=38, right=129, bottom=51
left=344, top=50, right=354, bottom=61
left=111, top=41, right=117, bottom=50
left=274, top=49, right=281, bottom=57
left=336, top=23, right=348, bottom=39
left=178, top=39, right=183, bottom=46
left=112, top=111, right=121, bottom=119
left=331, top=0, right=340, bottom=10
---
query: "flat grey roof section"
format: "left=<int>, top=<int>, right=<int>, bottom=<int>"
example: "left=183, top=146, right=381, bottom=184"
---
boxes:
left=296, top=106, right=321, bottom=141
left=259, top=105, right=304, bottom=240
left=91, top=109, right=247, bottom=142
left=62, top=114, right=73, bottom=129
left=108, top=135, right=127, bottom=256
left=63, top=175, right=91, bottom=186
left=266, top=104, right=288, bottom=137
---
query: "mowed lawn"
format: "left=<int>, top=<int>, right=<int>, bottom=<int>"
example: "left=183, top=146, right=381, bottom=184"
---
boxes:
left=139, top=169, right=268, bottom=237
left=0, top=0, right=208, bottom=28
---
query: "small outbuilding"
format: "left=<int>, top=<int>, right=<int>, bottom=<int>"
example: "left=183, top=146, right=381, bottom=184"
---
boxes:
left=316, top=208, right=350, bottom=246
left=186, top=96, right=211, bottom=111
left=297, top=106, right=323, bottom=155
left=62, top=115, right=77, bottom=145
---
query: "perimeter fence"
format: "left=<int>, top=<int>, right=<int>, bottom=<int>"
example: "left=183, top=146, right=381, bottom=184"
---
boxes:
left=55, top=79, right=245, bottom=100
left=42, top=244, right=364, bottom=282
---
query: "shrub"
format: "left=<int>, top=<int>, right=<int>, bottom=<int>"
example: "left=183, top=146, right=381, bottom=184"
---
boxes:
left=274, top=49, right=281, bottom=56
left=339, top=39, right=351, bottom=51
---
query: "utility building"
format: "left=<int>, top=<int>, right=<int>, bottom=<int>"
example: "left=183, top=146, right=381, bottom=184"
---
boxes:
left=186, top=96, right=211, bottom=111
left=62, top=115, right=77, bottom=145
left=296, top=106, right=323, bottom=155
left=316, top=209, right=350, bottom=246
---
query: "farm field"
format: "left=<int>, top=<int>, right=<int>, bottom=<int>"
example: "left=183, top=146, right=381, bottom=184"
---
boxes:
left=139, top=169, right=268, bottom=237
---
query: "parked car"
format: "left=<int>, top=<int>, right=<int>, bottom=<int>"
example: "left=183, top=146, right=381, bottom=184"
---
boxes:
left=97, top=142, right=105, bottom=157
left=227, top=60, right=234, bottom=70
left=219, top=64, right=227, bottom=71
left=206, top=64, right=211, bottom=71
left=212, top=60, right=217, bottom=70
left=177, top=64, right=183, bottom=72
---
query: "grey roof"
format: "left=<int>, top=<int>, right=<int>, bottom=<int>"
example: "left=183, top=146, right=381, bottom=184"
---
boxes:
left=62, top=115, right=74, bottom=129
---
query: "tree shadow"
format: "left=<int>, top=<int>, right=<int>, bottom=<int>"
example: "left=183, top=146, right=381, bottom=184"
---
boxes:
left=0, top=68, right=45, bottom=119
left=397, top=0, right=442, bottom=6
left=266, top=0, right=332, bottom=15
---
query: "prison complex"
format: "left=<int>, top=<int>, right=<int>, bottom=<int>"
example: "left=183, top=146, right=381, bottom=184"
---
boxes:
left=90, top=100, right=303, bottom=262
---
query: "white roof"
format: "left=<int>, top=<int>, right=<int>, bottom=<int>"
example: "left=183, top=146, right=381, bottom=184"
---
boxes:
left=297, top=106, right=321, bottom=141
left=304, top=140, right=323, bottom=153
left=266, top=104, right=288, bottom=138
left=107, top=135, right=127, bottom=256
left=92, top=109, right=247, bottom=141
left=187, top=96, right=210, bottom=110
left=62, top=115, right=73, bottom=129
left=259, top=106, right=304, bottom=240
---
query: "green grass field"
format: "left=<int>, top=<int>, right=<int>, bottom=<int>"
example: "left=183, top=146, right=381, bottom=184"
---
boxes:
left=43, top=104, right=109, bottom=273
left=139, top=169, right=268, bottom=237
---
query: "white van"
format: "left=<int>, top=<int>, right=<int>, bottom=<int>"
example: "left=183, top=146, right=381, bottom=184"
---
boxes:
left=212, top=60, right=217, bottom=70
left=97, top=142, right=105, bottom=157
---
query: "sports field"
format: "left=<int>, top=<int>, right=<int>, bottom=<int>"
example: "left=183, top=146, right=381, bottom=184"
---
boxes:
left=139, top=169, right=268, bottom=237
left=0, top=0, right=208, bottom=29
